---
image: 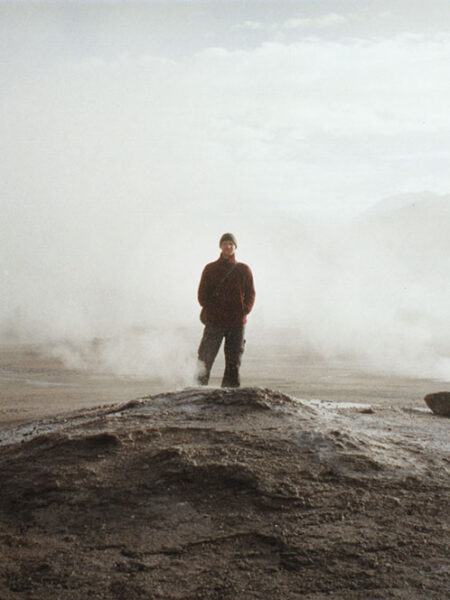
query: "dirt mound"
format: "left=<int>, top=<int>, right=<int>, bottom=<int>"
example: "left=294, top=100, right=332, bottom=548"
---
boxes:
left=0, top=387, right=448, bottom=599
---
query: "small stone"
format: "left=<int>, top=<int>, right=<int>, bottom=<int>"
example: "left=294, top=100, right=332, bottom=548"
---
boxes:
left=424, top=392, right=450, bottom=417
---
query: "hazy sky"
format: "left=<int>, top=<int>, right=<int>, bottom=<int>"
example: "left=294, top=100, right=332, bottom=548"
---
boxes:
left=2, top=0, right=450, bottom=217
left=1, top=2, right=449, bottom=382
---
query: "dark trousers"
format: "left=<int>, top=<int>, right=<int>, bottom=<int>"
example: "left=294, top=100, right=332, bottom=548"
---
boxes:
left=197, top=324, right=245, bottom=387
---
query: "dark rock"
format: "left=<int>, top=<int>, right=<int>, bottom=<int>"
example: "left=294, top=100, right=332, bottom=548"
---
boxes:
left=424, top=392, right=450, bottom=417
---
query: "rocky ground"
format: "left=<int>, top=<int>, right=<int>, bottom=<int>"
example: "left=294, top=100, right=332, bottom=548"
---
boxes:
left=0, top=386, right=448, bottom=599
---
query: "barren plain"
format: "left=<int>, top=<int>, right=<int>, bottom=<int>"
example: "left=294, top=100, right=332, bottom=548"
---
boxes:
left=0, top=344, right=448, bottom=599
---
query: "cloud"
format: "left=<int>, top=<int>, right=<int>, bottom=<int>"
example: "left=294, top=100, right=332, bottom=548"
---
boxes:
left=235, top=20, right=265, bottom=31
left=3, top=33, right=450, bottom=225
left=283, top=13, right=348, bottom=29
left=235, top=13, right=349, bottom=32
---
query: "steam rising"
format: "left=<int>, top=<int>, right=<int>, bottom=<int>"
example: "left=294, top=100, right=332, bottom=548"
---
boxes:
left=1, top=3, right=449, bottom=384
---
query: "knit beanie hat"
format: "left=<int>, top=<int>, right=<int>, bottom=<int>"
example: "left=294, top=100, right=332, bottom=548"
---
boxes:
left=219, top=233, right=237, bottom=247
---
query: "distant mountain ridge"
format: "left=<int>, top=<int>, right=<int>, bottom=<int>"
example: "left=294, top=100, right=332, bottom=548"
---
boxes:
left=361, top=191, right=450, bottom=219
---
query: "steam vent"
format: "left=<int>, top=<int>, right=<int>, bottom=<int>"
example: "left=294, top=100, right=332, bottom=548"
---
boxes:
left=0, top=387, right=448, bottom=599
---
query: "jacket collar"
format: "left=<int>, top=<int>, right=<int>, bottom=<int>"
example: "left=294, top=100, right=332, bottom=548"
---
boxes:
left=219, top=253, right=236, bottom=264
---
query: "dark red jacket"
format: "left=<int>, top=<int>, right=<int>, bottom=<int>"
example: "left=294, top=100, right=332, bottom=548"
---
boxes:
left=198, top=254, right=255, bottom=327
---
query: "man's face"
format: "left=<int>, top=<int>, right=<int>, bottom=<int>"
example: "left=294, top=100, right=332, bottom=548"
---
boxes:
left=220, top=240, right=236, bottom=257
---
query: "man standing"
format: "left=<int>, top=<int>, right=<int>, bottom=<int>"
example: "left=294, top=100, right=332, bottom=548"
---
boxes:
left=197, top=233, right=255, bottom=387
